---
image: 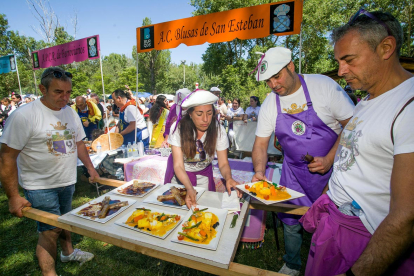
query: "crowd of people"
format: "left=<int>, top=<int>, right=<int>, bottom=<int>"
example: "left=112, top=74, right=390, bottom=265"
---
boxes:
left=0, top=9, right=413, bottom=276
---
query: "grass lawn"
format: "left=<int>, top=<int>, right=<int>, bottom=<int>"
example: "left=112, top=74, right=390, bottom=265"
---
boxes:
left=0, top=169, right=311, bottom=276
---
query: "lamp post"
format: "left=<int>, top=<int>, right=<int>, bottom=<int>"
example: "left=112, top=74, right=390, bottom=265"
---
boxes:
left=181, top=60, right=186, bottom=87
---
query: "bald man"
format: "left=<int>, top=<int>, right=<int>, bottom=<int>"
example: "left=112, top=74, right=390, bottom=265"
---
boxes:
left=71, top=96, right=102, bottom=140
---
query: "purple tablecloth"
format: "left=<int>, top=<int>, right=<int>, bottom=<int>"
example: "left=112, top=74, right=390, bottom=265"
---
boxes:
left=124, top=155, right=281, bottom=192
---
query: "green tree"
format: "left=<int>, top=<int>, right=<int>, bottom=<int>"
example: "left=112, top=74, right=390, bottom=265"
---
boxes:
left=134, top=17, right=171, bottom=93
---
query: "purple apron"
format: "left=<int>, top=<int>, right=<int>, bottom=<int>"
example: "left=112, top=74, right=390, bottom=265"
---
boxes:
left=300, top=194, right=414, bottom=276
left=275, top=75, right=337, bottom=225
left=164, top=154, right=216, bottom=191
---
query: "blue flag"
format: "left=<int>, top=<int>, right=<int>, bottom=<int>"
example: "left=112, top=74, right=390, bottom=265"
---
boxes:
left=0, top=54, right=17, bottom=74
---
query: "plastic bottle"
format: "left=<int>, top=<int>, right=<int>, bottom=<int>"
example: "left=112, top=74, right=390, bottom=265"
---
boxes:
left=138, top=141, right=144, bottom=157
left=132, top=141, right=138, bottom=157
left=127, top=142, right=132, bottom=158
left=121, top=145, right=127, bottom=158
left=338, top=200, right=363, bottom=216
left=96, top=142, right=102, bottom=154
left=350, top=200, right=362, bottom=216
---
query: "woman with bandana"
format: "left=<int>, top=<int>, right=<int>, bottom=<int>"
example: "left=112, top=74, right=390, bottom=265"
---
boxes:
left=164, top=90, right=240, bottom=209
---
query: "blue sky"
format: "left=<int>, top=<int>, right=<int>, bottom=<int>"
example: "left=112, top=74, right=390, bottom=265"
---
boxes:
left=2, top=0, right=208, bottom=64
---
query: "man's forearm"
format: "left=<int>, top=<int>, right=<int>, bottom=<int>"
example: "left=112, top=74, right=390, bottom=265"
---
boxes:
left=0, top=156, right=20, bottom=199
left=326, top=131, right=342, bottom=162
left=77, top=142, right=95, bottom=171
left=351, top=213, right=414, bottom=275
left=252, top=141, right=268, bottom=174
left=120, top=123, right=136, bottom=136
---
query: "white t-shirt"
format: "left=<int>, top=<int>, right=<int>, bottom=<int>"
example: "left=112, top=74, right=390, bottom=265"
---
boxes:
left=328, top=77, right=414, bottom=234
left=227, top=107, right=244, bottom=118
left=0, top=99, right=85, bottom=190
left=219, top=103, right=228, bottom=116
left=245, top=106, right=261, bottom=118
left=256, top=74, right=354, bottom=137
left=168, top=122, right=229, bottom=172
left=124, top=105, right=149, bottom=139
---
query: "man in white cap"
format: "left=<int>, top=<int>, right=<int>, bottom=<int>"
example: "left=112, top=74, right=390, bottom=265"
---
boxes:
left=251, top=47, right=355, bottom=275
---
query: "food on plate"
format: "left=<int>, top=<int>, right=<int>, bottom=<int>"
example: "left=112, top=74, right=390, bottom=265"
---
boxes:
left=157, top=191, right=186, bottom=202
left=171, top=186, right=186, bottom=206
left=77, top=196, right=129, bottom=219
left=177, top=208, right=219, bottom=244
left=125, top=207, right=181, bottom=237
left=117, top=180, right=156, bottom=196
left=157, top=186, right=197, bottom=207
left=246, top=181, right=291, bottom=201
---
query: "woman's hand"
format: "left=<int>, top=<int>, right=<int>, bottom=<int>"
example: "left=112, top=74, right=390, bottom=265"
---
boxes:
left=226, top=178, right=242, bottom=197
left=185, top=187, right=197, bottom=209
left=161, top=140, right=169, bottom=148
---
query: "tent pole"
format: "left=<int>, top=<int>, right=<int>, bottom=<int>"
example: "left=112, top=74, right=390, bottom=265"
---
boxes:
left=14, top=51, right=22, bottom=96
left=299, top=23, right=302, bottom=75
left=99, top=50, right=111, bottom=150
left=28, top=48, right=38, bottom=95
left=134, top=50, right=139, bottom=145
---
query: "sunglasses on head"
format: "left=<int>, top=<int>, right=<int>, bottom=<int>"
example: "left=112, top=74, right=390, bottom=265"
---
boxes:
left=348, top=8, right=392, bottom=36
left=41, top=70, right=73, bottom=81
left=196, top=139, right=206, bottom=161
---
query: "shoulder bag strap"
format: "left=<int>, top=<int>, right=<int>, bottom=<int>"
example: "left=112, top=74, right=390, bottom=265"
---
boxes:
left=391, top=96, right=414, bottom=144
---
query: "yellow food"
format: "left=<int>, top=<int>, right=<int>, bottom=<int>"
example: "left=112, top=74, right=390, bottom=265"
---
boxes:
left=179, top=210, right=219, bottom=245
left=125, top=209, right=180, bottom=237
left=248, top=181, right=291, bottom=201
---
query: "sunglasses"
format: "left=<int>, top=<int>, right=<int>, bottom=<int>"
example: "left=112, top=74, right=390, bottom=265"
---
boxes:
left=196, top=140, right=206, bottom=161
left=348, top=8, right=392, bottom=36
left=41, top=70, right=73, bottom=81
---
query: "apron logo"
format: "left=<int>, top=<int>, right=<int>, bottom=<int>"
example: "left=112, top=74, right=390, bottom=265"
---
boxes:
left=292, top=120, right=305, bottom=135
left=260, top=60, right=268, bottom=74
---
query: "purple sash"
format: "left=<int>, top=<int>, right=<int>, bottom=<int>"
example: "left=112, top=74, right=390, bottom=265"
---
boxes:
left=164, top=154, right=216, bottom=191
left=164, top=104, right=177, bottom=137
left=300, top=194, right=414, bottom=276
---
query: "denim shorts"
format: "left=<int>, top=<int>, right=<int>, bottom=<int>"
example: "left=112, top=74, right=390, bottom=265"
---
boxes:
left=24, top=184, right=75, bottom=232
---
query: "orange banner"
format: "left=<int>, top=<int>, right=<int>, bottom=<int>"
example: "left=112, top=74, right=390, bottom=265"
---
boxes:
left=136, top=0, right=303, bottom=53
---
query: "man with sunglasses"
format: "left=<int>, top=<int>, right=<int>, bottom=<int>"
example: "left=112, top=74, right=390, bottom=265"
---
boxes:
left=299, top=10, right=414, bottom=276
left=251, top=47, right=355, bottom=275
left=0, top=67, right=98, bottom=275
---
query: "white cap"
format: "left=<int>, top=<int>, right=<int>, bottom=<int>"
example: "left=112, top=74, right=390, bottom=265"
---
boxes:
left=181, top=90, right=218, bottom=109
left=210, top=87, right=221, bottom=92
left=87, top=88, right=92, bottom=92
left=173, top=88, right=191, bottom=104
left=256, top=47, right=292, bottom=81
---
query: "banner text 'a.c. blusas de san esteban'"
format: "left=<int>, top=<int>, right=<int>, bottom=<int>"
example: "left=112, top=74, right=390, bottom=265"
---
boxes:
left=136, top=0, right=303, bottom=53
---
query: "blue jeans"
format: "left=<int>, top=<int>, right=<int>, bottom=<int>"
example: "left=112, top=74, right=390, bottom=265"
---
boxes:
left=283, top=222, right=303, bottom=270
left=24, top=184, right=75, bottom=232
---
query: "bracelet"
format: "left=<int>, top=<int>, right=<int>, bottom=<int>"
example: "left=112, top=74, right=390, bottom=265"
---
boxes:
left=346, top=268, right=355, bottom=276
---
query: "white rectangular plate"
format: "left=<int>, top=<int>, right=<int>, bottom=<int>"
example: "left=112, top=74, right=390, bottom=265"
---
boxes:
left=170, top=205, right=228, bottom=250
left=143, top=184, right=205, bottom=210
left=112, top=180, right=159, bottom=198
left=236, top=181, right=305, bottom=205
left=114, top=205, right=182, bottom=239
left=70, top=194, right=136, bottom=223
